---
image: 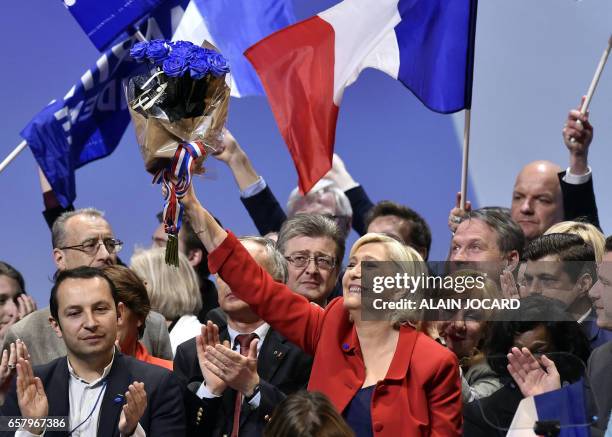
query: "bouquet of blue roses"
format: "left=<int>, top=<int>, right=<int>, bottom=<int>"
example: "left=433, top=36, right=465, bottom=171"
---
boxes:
left=126, top=39, right=231, bottom=266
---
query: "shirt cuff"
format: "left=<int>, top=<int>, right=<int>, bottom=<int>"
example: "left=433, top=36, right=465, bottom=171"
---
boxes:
left=196, top=382, right=222, bottom=399
left=563, top=166, right=592, bottom=185
left=120, top=422, right=146, bottom=437
left=247, top=391, right=261, bottom=409
left=240, top=176, right=267, bottom=198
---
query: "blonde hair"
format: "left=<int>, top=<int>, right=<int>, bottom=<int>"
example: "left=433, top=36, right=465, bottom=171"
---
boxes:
left=350, top=233, right=426, bottom=326
left=545, top=221, right=605, bottom=263
left=130, top=247, right=202, bottom=321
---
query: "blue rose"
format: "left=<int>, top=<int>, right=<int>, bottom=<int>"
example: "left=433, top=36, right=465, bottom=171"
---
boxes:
left=170, top=41, right=197, bottom=59
left=146, top=39, right=170, bottom=63
left=163, top=55, right=188, bottom=77
left=130, top=41, right=148, bottom=62
left=189, top=54, right=210, bottom=79
left=208, top=52, right=230, bottom=77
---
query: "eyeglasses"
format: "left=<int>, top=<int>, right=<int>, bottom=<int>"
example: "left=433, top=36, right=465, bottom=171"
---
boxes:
left=59, top=238, right=123, bottom=256
left=285, top=253, right=336, bottom=271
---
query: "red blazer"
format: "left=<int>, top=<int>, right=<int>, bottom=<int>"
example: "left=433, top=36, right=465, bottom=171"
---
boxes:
left=209, top=232, right=462, bottom=437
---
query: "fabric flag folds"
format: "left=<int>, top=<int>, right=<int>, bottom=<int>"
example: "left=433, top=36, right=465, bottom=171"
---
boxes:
left=21, top=0, right=190, bottom=208
left=65, top=0, right=165, bottom=51
left=245, top=0, right=478, bottom=193
left=172, top=0, right=296, bottom=97
left=507, top=381, right=591, bottom=437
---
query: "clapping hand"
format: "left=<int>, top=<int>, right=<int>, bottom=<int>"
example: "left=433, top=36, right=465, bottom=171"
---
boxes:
left=118, top=382, right=147, bottom=436
left=16, top=295, right=37, bottom=321
left=0, top=340, right=30, bottom=403
left=16, top=356, right=48, bottom=435
left=500, top=269, right=525, bottom=299
left=507, top=347, right=560, bottom=397
left=196, top=321, right=228, bottom=396
left=204, top=338, right=260, bottom=397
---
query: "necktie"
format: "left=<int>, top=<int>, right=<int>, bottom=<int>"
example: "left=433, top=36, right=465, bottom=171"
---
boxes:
left=230, top=333, right=258, bottom=437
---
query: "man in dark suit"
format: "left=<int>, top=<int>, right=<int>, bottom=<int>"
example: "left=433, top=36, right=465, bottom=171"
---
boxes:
left=587, top=235, right=612, bottom=431
left=174, top=236, right=312, bottom=437
left=0, top=267, right=185, bottom=437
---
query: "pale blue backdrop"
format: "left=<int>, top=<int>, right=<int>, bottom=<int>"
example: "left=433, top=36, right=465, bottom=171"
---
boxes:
left=1, top=0, right=610, bottom=305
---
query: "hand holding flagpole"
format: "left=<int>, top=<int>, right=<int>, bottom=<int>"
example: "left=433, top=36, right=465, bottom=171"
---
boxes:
left=570, top=34, right=611, bottom=142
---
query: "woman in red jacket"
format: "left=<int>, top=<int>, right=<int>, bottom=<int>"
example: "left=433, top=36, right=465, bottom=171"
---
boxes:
left=183, top=187, right=462, bottom=437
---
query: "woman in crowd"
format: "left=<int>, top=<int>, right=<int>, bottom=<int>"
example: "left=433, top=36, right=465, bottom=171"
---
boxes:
left=131, top=248, right=202, bottom=355
left=462, top=295, right=591, bottom=436
left=545, top=220, right=606, bottom=262
left=182, top=186, right=462, bottom=437
left=264, top=391, right=354, bottom=437
left=0, top=261, right=36, bottom=343
left=437, top=270, right=502, bottom=403
left=102, top=265, right=173, bottom=370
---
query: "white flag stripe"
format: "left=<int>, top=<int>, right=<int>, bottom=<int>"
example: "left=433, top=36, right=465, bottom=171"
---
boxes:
left=507, top=396, right=538, bottom=437
left=171, top=1, right=242, bottom=97
left=319, top=0, right=401, bottom=105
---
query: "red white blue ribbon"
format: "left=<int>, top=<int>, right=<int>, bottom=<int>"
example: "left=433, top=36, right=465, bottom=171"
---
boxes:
left=153, top=141, right=207, bottom=236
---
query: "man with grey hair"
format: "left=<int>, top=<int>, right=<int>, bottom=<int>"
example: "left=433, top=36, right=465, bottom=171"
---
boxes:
left=2, top=208, right=173, bottom=366
left=450, top=207, right=525, bottom=270
left=174, top=236, right=312, bottom=437
left=276, top=214, right=345, bottom=306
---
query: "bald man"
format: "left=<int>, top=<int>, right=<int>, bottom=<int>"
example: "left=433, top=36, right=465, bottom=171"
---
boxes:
left=450, top=104, right=600, bottom=241
left=511, top=105, right=599, bottom=240
left=511, top=160, right=564, bottom=241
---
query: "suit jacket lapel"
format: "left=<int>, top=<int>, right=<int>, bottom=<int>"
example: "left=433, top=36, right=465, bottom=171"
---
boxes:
left=46, top=359, right=70, bottom=435
left=258, top=330, right=289, bottom=383
left=98, top=353, right=132, bottom=437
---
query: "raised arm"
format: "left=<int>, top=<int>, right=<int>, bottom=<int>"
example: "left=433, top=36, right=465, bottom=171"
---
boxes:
left=182, top=185, right=325, bottom=355
left=325, top=154, right=373, bottom=235
left=560, top=99, right=600, bottom=228
left=211, top=129, right=287, bottom=234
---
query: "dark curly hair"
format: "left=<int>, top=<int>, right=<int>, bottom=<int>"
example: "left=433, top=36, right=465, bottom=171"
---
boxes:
left=485, top=295, right=590, bottom=382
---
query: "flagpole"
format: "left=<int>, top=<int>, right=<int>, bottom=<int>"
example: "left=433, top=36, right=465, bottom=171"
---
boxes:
left=570, top=34, right=611, bottom=143
left=0, top=140, right=27, bottom=174
left=460, top=109, right=471, bottom=210
left=1, top=30, right=149, bottom=176
left=580, top=34, right=611, bottom=114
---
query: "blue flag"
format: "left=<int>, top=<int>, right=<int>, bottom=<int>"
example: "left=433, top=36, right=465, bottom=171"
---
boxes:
left=510, top=380, right=592, bottom=437
left=178, top=0, right=296, bottom=96
left=22, top=0, right=190, bottom=208
left=534, top=381, right=591, bottom=437
left=64, top=0, right=166, bottom=51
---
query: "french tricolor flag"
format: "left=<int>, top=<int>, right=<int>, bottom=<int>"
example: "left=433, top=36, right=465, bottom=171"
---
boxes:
left=507, top=381, right=591, bottom=437
left=245, top=0, right=478, bottom=193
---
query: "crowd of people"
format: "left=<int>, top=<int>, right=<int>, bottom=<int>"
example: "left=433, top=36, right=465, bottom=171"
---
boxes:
left=0, top=102, right=610, bottom=437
